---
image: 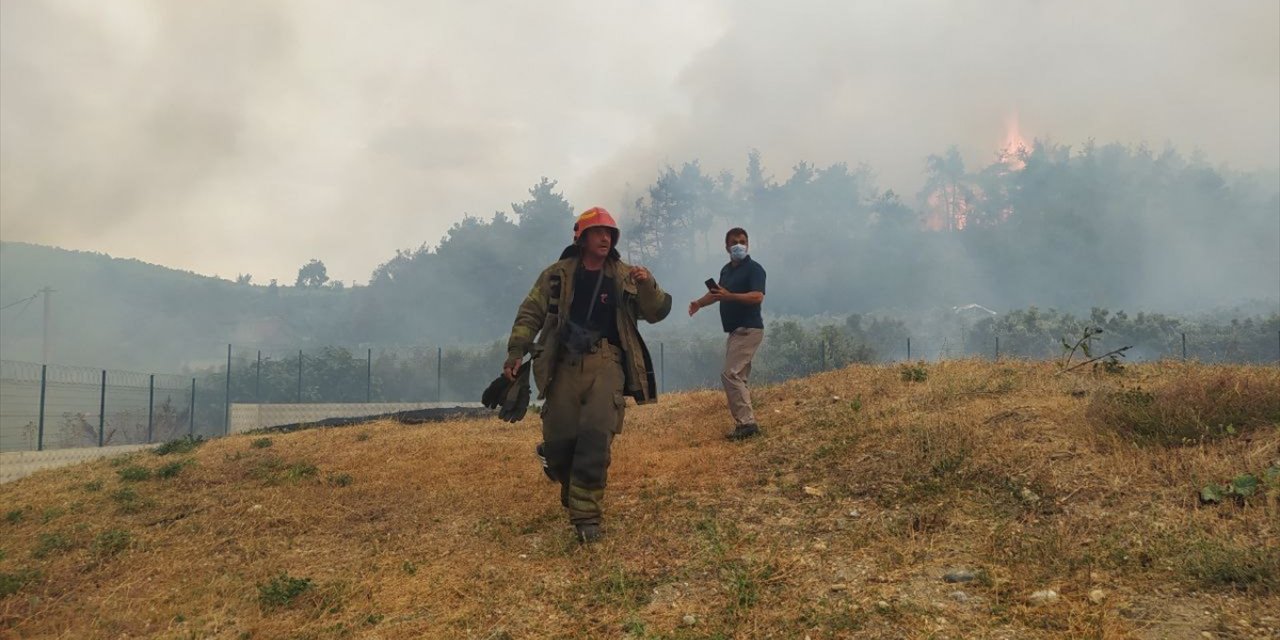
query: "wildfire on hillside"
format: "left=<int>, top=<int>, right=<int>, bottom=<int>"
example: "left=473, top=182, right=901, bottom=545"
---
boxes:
left=921, top=115, right=1028, bottom=231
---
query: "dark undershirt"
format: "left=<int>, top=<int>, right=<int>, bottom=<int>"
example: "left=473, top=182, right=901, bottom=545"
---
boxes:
left=569, top=266, right=620, bottom=346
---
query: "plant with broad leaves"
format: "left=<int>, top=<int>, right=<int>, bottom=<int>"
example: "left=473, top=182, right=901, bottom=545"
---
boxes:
left=1200, top=464, right=1279, bottom=504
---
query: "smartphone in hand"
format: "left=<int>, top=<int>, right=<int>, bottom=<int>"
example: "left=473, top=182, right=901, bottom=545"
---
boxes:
left=704, top=278, right=720, bottom=291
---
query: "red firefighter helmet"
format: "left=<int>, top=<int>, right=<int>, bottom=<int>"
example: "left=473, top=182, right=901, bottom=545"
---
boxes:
left=573, top=207, right=620, bottom=243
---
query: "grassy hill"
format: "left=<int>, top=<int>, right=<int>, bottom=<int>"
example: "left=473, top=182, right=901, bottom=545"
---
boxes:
left=0, top=241, right=348, bottom=370
left=1, top=361, right=1277, bottom=639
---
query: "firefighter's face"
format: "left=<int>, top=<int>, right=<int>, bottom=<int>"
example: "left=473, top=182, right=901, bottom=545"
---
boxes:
left=582, top=227, right=613, bottom=259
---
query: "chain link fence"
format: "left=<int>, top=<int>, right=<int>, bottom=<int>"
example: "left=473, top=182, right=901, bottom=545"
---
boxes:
left=3, top=322, right=1277, bottom=452
left=1, top=360, right=205, bottom=452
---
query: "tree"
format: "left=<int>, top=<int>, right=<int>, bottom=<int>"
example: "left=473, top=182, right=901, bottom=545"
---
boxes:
left=512, top=177, right=576, bottom=253
left=628, top=161, right=718, bottom=263
left=295, top=259, right=329, bottom=288
left=235, top=273, right=252, bottom=285
left=920, top=146, right=975, bottom=231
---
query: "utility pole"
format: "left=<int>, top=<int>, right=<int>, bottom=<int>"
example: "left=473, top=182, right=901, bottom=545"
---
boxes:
left=40, top=286, right=54, bottom=364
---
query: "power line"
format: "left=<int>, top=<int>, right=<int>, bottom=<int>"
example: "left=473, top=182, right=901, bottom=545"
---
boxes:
left=10, top=295, right=37, bottom=321
left=0, top=293, right=38, bottom=311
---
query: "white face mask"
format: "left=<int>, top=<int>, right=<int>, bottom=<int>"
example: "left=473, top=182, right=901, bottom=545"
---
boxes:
left=729, top=244, right=748, bottom=261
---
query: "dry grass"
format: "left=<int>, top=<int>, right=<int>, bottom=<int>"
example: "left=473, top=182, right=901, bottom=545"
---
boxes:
left=1, top=360, right=1277, bottom=639
left=1087, top=365, right=1280, bottom=445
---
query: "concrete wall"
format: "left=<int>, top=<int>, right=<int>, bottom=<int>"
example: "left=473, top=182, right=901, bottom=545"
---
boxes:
left=1, top=443, right=156, bottom=484
left=228, top=402, right=482, bottom=434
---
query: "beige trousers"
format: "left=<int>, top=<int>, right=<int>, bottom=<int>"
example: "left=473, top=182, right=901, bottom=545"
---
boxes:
left=721, top=327, right=764, bottom=426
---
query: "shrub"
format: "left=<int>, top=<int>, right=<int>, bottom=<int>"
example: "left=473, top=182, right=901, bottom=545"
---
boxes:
left=92, top=529, right=132, bottom=557
left=32, top=532, right=72, bottom=559
left=0, top=569, right=40, bottom=597
left=154, top=435, right=205, bottom=456
left=156, top=459, right=193, bottom=479
left=1088, top=370, right=1280, bottom=445
left=258, top=572, right=312, bottom=609
left=117, top=465, right=152, bottom=482
left=900, top=363, right=928, bottom=383
left=1182, top=540, right=1280, bottom=593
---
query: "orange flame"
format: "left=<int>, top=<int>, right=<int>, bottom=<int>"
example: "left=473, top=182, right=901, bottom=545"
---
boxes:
left=1001, top=113, right=1029, bottom=170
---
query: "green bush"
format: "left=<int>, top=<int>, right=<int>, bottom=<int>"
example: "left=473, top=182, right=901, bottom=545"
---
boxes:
left=117, top=465, right=152, bottom=482
left=154, top=435, right=205, bottom=456
left=156, top=459, right=193, bottom=479
left=257, top=572, right=312, bottom=609
left=32, top=532, right=72, bottom=559
left=1088, top=371, right=1280, bottom=445
left=0, top=568, right=40, bottom=597
left=1182, top=540, right=1279, bottom=593
left=92, top=529, right=132, bottom=557
left=900, top=363, right=928, bottom=382
left=285, top=462, right=318, bottom=481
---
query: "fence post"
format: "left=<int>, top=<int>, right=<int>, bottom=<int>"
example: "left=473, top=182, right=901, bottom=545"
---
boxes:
left=1182, top=332, right=1187, bottom=361
left=367, top=348, right=372, bottom=403
left=436, top=347, right=442, bottom=403
left=147, top=374, right=155, bottom=444
left=256, top=350, right=262, bottom=403
left=37, top=364, right=47, bottom=451
left=659, top=342, right=665, bottom=394
left=98, top=369, right=106, bottom=447
left=820, top=339, right=826, bottom=370
left=995, top=336, right=1000, bottom=361
left=297, top=349, right=303, bottom=403
left=189, top=378, right=195, bottom=437
left=224, top=344, right=231, bottom=436
left=907, top=337, right=911, bottom=361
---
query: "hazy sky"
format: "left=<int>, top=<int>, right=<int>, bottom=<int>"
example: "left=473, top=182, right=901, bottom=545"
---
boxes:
left=2, top=0, right=1277, bottom=285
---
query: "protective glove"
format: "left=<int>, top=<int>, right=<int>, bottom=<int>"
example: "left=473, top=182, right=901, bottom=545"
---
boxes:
left=498, top=361, right=532, bottom=422
left=481, top=373, right=510, bottom=409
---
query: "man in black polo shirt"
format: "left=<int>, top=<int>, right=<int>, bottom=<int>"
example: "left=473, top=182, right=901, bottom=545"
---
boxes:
left=688, top=227, right=766, bottom=440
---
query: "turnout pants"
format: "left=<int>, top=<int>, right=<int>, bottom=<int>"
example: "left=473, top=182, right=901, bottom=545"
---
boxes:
left=721, top=327, right=764, bottom=427
left=541, top=342, right=626, bottom=525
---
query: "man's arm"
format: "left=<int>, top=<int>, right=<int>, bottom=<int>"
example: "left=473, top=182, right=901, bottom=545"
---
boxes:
left=688, top=291, right=717, bottom=316
left=504, top=273, right=549, bottom=379
left=629, top=266, right=672, bottom=323
left=702, top=265, right=765, bottom=307
left=715, top=290, right=764, bottom=305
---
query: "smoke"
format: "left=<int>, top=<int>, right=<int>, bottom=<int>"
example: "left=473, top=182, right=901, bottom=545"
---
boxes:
left=2, top=0, right=1276, bottom=295
left=582, top=0, right=1279, bottom=204
left=0, top=0, right=719, bottom=283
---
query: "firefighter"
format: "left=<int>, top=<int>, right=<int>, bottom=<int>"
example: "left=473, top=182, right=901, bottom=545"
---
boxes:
left=504, top=207, right=671, bottom=542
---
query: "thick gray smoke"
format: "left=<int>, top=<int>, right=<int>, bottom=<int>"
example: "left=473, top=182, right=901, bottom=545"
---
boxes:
left=3, top=1, right=1276, bottom=286
left=583, top=0, right=1279, bottom=203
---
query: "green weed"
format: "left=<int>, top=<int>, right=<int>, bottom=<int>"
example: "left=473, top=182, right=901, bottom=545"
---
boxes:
left=257, top=572, right=312, bottom=609
left=154, top=435, right=205, bottom=456
left=32, top=532, right=73, bottom=559
left=92, top=529, right=132, bottom=557
left=117, top=465, right=152, bottom=482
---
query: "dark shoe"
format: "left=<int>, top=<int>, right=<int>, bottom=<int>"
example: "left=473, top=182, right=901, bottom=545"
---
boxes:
left=575, top=523, right=603, bottom=544
left=726, top=423, right=760, bottom=441
left=536, top=443, right=556, bottom=481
